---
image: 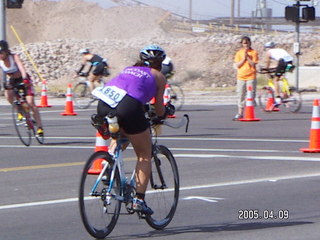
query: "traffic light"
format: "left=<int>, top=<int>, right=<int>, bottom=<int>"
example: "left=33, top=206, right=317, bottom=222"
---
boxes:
left=6, top=0, right=24, bottom=8
left=302, top=6, right=315, bottom=21
left=285, top=6, right=299, bottom=22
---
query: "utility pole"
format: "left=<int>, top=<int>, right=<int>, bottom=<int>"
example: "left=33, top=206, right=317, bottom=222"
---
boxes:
left=0, top=0, right=5, bottom=92
left=189, top=0, right=192, bottom=20
left=238, top=0, right=240, bottom=17
left=230, top=0, right=234, bottom=24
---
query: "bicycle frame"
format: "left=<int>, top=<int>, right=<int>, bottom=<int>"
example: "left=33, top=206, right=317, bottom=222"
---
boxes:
left=267, top=77, right=291, bottom=96
left=258, top=68, right=302, bottom=113
left=90, top=137, right=135, bottom=203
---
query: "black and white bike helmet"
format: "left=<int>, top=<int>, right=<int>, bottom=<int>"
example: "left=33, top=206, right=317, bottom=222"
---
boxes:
left=139, top=45, right=166, bottom=63
left=0, top=40, right=9, bottom=52
left=264, top=41, right=276, bottom=49
left=79, top=48, right=90, bottom=54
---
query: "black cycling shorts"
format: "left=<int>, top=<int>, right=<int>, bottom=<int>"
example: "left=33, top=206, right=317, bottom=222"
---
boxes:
left=275, top=59, right=291, bottom=77
left=3, top=76, right=35, bottom=96
left=93, top=62, right=107, bottom=76
left=97, top=94, right=149, bottom=135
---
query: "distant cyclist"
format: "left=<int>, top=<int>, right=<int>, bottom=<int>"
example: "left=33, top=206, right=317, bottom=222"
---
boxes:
left=74, top=48, right=110, bottom=92
left=161, top=56, right=174, bottom=79
left=0, top=40, right=44, bottom=136
left=264, top=41, right=294, bottom=105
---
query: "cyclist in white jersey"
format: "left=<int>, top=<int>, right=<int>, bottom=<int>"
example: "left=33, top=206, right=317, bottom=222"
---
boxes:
left=264, top=42, right=294, bottom=105
left=0, top=40, right=44, bottom=136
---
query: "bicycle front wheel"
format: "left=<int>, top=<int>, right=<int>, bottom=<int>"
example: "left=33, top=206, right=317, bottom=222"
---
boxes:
left=12, top=104, right=32, bottom=146
left=258, top=87, right=275, bottom=112
left=145, top=145, right=179, bottom=230
left=283, top=89, right=302, bottom=113
left=168, top=83, right=184, bottom=111
left=73, top=83, right=92, bottom=109
left=79, top=151, right=121, bottom=239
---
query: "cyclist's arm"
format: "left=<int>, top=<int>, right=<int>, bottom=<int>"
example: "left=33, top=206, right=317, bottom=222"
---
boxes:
left=76, top=64, right=85, bottom=74
left=264, top=51, right=272, bottom=69
left=13, top=54, right=28, bottom=79
left=152, top=69, right=166, bottom=117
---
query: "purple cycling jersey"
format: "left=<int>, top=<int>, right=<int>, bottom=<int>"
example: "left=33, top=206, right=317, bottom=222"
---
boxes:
left=104, top=66, right=157, bottom=104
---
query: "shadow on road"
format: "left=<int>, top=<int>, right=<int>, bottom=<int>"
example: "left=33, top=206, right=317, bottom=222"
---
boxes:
left=110, top=221, right=313, bottom=239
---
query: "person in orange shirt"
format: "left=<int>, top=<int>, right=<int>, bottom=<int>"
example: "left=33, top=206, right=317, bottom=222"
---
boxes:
left=233, top=36, right=259, bottom=121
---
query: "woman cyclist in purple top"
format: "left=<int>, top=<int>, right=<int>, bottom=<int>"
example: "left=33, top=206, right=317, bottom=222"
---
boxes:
left=92, top=45, right=174, bottom=215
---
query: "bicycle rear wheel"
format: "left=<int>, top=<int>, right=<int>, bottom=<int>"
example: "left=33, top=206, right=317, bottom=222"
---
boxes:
left=258, top=87, right=275, bottom=112
left=145, top=145, right=179, bottom=229
left=283, top=89, right=302, bottom=113
left=79, top=151, right=121, bottom=239
left=168, top=83, right=184, bottom=111
left=73, top=83, right=92, bottom=109
left=12, top=103, right=32, bottom=146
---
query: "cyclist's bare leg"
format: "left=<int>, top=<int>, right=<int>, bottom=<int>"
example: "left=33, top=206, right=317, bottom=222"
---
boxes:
left=26, top=95, right=43, bottom=128
left=126, top=128, right=152, bottom=195
left=5, top=89, right=14, bottom=104
left=108, top=137, right=129, bottom=153
left=88, top=74, right=100, bottom=92
left=273, top=76, right=281, bottom=97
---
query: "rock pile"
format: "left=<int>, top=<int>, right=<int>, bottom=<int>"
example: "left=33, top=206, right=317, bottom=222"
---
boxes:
left=5, top=0, right=320, bottom=91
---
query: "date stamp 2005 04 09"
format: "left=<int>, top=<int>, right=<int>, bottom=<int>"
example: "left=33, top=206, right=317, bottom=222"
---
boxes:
left=238, top=209, right=289, bottom=220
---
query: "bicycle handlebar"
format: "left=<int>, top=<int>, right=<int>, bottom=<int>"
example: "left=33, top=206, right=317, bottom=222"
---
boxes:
left=163, top=114, right=189, bottom=132
left=258, top=67, right=277, bottom=74
left=152, top=114, right=190, bottom=133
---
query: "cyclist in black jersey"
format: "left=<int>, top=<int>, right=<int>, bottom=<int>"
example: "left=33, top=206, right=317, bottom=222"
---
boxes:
left=74, top=48, right=110, bottom=92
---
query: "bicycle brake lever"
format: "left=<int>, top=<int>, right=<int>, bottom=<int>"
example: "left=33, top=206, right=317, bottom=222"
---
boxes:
left=183, top=114, right=190, bottom=133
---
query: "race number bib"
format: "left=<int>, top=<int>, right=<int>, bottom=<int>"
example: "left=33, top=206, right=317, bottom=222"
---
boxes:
left=92, top=86, right=127, bottom=108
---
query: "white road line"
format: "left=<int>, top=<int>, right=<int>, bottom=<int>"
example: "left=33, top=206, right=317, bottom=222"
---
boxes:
left=1, top=172, right=320, bottom=211
left=174, top=154, right=320, bottom=162
left=0, top=136, right=309, bottom=143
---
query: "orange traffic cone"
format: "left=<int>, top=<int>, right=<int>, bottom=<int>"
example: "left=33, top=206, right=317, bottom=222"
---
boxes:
left=88, top=131, right=109, bottom=174
left=60, top=84, right=77, bottom=116
left=164, top=83, right=170, bottom=105
left=37, top=80, right=52, bottom=108
left=239, top=86, right=261, bottom=122
left=265, top=90, right=279, bottom=112
left=300, top=99, right=320, bottom=153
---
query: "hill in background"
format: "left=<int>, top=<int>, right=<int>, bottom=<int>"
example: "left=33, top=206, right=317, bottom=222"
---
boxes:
left=5, top=0, right=320, bottom=91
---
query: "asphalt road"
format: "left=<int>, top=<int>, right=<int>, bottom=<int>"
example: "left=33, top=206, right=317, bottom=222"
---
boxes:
left=1, top=102, right=320, bottom=240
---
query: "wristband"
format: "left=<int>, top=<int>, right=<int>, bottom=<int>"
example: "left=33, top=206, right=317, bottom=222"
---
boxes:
left=23, top=78, right=30, bottom=85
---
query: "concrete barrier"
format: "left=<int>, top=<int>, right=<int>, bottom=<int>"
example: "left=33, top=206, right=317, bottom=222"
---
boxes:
left=286, top=66, right=320, bottom=89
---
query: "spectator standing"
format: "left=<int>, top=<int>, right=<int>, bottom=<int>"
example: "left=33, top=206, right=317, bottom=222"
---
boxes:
left=233, top=36, right=259, bottom=121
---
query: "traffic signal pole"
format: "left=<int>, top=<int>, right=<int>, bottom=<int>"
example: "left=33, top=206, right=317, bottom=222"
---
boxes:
left=0, top=0, right=5, bottom=40
left=285, top=0, right=315, bottom=91
left=0, top=0, right=5, bottom=91
left=295, top=1, right=300, bottom=91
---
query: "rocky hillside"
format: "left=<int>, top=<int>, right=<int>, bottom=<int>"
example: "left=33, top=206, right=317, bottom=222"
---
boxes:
left=5, top=0, right=320, bottom=92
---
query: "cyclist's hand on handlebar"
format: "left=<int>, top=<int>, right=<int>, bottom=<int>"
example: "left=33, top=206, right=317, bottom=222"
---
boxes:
left=74, top=71, right=89, bottom=78
left=150, top=116, right=164, bottom=125
left=165, top=103, right=175, bottom=116
left=78, top=72, right=89, bottom=77
left=23, top=78, right=31, bottom=87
